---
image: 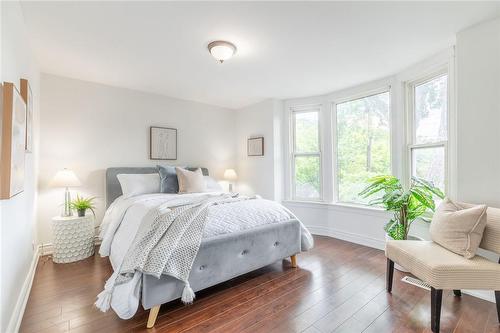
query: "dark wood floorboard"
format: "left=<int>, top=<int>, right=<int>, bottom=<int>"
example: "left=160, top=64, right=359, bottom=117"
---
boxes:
left=20, top=236, right=499, bottom=333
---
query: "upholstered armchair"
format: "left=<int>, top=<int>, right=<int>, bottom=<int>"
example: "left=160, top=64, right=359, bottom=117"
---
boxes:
left=385, top=206, right=500, bottom=333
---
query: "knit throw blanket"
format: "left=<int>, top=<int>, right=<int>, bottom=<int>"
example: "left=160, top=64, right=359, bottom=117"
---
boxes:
left=96, top=193, right=254, bottom=311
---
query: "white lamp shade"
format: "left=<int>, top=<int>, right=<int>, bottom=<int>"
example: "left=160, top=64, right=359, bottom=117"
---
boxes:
left=50, top=169, right=81, bottom=187
left=224, top=169, right=238, bottom=181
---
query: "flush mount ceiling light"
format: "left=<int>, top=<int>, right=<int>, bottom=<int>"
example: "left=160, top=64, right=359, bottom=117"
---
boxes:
left=208, top=41, right=237, bottom=63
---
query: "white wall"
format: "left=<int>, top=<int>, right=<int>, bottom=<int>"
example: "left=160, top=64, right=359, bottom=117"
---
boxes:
left=37, top=74, right=237, bottom=245
left=456, top=17, right=500, bottom=207
left=1, top=1, right=40, bottom=331
left=235, top=99, right=283, bottom=200
left=455, top=17, right=500, bottom=302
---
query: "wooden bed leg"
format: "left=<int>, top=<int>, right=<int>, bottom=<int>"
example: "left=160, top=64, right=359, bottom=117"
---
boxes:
left=290, top=254, right=298, bottom=268
left=147, top=305, right=161, bottom=328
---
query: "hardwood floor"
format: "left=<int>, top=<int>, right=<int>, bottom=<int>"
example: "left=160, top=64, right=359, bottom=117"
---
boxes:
left=20, top=236, right=499, bottom=333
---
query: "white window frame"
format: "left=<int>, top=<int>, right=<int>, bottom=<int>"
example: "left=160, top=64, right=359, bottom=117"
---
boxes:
left=405, top=68, right=449, bottom=194
left=332, top=87, right=393, bottom=205
left=290, top=105, right=323, bottom=201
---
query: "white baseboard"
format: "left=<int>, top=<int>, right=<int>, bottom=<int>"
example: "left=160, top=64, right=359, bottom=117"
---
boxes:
left=307, top=225, right=385, bottom=250
left=6, top=246, right=41, bottom=333
left=6, top=237, right=102, bottom=332
left=308, top=225, right=496, bottom=303
left=462, top=290, right=496, bottom=303
left=39, top=243, right=53, bottom=256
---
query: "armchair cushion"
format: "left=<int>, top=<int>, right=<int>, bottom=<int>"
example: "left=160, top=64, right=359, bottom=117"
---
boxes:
left=430, top=198, right=487, bottom=259
left=386, top=240, right=500, bottom=290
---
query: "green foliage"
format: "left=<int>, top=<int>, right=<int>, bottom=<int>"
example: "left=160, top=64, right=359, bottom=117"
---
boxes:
left=337, top=92, right=391, bottom=203
left=359, top=175, right=444, bottom=240
left=70, top=194, right=96, bottom=216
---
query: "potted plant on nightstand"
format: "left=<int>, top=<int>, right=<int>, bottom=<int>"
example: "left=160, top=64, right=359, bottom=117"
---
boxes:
left=70, top=195, right=97, bottom=217
left=359, top=175, right=444, bottom=269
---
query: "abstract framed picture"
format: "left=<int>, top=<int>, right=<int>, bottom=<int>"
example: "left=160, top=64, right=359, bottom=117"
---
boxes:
left=20, top=78, right=34, bottom=153
left=247, top=136, right=264, bottom=156
left=150, top=126, right=177, bottom=160
left=1, top=82, right=27, bottom=199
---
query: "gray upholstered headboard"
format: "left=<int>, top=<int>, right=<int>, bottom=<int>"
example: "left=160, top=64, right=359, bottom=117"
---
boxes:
left=106, top=167, right=209, bottom=208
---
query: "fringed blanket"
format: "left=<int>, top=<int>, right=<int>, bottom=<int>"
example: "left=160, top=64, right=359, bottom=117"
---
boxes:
left=96, top=193, right=254, bottom=313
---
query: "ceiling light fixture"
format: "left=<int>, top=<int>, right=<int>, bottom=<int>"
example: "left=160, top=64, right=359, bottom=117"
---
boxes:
left=208, top=41, right=237, bottom=63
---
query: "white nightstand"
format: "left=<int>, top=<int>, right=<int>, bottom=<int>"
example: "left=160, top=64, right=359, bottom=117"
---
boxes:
left=52, top=215, right=95, bottom=263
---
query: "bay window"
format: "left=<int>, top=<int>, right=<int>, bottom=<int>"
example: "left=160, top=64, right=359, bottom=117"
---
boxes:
left=287, top=57, right=452, bottom=207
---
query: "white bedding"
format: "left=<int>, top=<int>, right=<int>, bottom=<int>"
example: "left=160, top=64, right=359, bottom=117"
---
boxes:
left=100, top=192, right=313, bottom=270
left=98, top=192, right=313, bottom=318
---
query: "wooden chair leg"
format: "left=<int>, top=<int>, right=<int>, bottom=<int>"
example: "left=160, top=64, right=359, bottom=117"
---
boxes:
left=290, top=254, right=297, bottom=268
left=147, top=305, right=161, bottom=328
left=431, top=287, right=443, bottom=333
left=453, top=289, right=462, bottom=297
left=495, top=290, right=500, bottom=323
left=386, top=258, right=394, bottom=293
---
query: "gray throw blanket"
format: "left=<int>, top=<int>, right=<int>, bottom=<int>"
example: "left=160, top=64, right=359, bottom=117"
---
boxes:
left=96, top=193, right=253, bottom=310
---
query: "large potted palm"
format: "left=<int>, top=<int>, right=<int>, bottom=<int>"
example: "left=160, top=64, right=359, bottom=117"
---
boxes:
left=359, top=175, right=444, bottom=268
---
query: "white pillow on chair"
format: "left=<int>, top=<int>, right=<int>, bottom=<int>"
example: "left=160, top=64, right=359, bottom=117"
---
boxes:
left=430, top=198, right=487, bottom=259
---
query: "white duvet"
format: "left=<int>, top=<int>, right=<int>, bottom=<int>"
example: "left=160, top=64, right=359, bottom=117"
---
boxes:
left=98, top=192, right=313, bottom=318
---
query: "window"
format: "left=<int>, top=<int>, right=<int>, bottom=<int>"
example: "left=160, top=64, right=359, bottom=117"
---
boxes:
left=408, top=73, right=448, bottom=193
left=335, top=91, right=391, bottom=204
left=291, top=107, right=321, bottom=200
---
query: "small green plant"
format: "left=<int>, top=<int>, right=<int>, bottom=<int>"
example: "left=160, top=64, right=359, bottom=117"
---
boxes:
left=359, top=175, right=444, bottom=240
left=70, top=194, right=96, bottom=217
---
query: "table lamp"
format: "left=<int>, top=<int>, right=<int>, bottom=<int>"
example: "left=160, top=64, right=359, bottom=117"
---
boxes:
left=224, top=169, right=237, bottom=193
left=51, top=168, right=81, bottom=217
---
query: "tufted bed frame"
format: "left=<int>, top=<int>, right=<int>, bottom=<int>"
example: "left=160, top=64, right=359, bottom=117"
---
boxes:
left=105, top=167, right=302, bottom=328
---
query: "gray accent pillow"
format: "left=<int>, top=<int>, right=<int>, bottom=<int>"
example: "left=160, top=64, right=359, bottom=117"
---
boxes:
left=157, top=165, right=210, bottom=193
left=157, top=165, right=179, bottom=193
left=430, top=198, right=488, bottom=259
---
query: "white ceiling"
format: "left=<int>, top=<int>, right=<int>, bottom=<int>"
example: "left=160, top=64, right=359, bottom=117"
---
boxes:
left=21, top=1, right=499, bottom=109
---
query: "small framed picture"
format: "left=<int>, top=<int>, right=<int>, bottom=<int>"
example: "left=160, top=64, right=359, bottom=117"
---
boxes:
left=150, top=126, right=177, bottom=160
left=247, top=137, right=264, bottom=156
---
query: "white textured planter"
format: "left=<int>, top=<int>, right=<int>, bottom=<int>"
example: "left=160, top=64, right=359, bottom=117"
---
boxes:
left=385, top=233, right=423, bottom=272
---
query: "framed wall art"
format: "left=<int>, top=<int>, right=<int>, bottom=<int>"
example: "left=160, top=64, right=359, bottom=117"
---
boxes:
left=150, top=126, right=177, bottom=160
left=20, top=78, right=34, bottom=153
left=1, top=82, right=27, bottom=199
left=247, top=136, right=264, bottom=156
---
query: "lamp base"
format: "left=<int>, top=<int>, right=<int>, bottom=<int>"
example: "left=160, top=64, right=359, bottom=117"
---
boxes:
left=229, top=183, right=233, bottom=193
left=63, top=187, right=73, bottom=217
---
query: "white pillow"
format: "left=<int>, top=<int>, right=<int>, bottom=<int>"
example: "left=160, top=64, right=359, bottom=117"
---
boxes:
left=204, top=176, right=223, bottom=192
left=117, top=173, right=160, bottom=198
left=430, top=198, right=487, bottom=259
left=176, top=167, right=207, bottom=193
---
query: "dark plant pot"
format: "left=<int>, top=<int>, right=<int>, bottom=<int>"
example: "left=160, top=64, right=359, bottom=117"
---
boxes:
left=77, top=209, right=86, bottom=217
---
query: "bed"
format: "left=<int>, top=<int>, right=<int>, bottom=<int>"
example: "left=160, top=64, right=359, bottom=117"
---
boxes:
left=101, top=167, right=312, bottom=328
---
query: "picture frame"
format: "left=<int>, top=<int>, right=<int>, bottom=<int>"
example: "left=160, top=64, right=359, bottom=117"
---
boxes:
left=247, top=136, right=264, bottom=156
left=1, top=82, right=27, bottom=199
left=20, top=78, right=33, bottom=153
left=150, top=126, right=177, bottom=160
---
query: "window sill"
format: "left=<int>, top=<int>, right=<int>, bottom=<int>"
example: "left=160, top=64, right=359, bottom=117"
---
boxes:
left=282, top=200, right=390, bottom=217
